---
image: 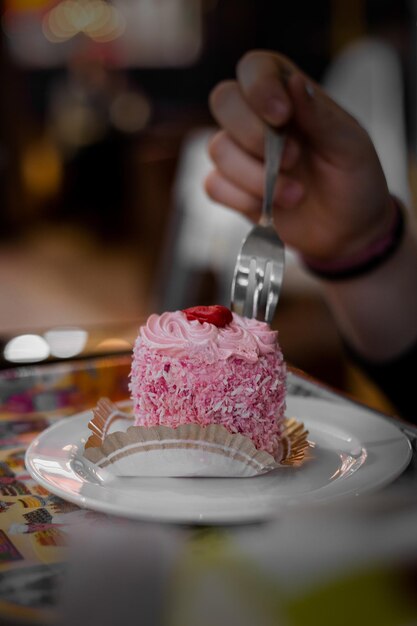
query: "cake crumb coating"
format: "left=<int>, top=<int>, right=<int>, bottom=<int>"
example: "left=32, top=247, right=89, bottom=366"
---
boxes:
left=130, top=334, right=286, bottom=454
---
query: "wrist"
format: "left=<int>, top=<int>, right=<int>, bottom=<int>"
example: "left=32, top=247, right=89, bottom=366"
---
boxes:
left=301, top=196, right=406, bottom=281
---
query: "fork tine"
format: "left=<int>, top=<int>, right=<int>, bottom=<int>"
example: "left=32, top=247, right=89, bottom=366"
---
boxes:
left=231, top=256, right=257, bottom=319
left=243, top=257, right=258, bottom=319
left=251, top=258, right=267, bottom=321
left=256, top=259, right=271, bottom=322
left=231, top=259, right=248, bottom=318
left=265, top=262, right=280, bottom=324
left=253, top=258, right=280, bottom=323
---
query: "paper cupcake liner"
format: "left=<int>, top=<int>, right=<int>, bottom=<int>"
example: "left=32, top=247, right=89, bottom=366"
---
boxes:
left=83, top=398, right=310, bottom=477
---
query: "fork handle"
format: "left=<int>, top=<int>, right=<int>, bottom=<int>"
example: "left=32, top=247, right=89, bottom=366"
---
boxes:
left=261, top=127, right=285, bottom=226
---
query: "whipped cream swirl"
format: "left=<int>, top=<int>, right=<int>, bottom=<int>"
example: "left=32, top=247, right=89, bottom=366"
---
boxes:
left=139, top=311, right=277, bottom=362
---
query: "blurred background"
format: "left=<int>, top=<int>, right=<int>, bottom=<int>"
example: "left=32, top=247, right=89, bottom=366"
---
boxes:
left=1, top=0, right=416, bottom=410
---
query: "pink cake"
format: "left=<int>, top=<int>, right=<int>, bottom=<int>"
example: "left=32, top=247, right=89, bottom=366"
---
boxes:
left=129, top=306, right=287, bottom=455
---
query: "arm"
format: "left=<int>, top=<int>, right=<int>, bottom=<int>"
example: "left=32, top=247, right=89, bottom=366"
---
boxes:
left=206, top=50, right=417, bottom=364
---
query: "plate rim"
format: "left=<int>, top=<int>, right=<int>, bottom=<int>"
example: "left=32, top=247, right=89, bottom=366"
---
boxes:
left=25, top=395, right=413, bottom=524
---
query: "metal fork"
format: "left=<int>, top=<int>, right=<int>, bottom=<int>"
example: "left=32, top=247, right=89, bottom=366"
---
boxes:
left=230, top=126, right=286, bottom=324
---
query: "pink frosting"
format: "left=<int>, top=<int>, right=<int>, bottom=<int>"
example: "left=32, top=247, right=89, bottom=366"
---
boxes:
left=139, top=311, right=277, bottom=363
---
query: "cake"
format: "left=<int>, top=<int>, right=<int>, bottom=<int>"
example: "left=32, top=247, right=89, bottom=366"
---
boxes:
left=128, top=305, right=287, bottom=456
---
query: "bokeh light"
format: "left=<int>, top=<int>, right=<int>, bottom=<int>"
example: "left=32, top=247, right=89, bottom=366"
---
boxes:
left=4, top=334, right=50, bottom=363
left=42, top=0, right=126, bottom=43
left=44, top=327, right=88, bottom=358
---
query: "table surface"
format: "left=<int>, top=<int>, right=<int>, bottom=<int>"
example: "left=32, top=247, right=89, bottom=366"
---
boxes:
left=1, top=353, right=417, bottom=625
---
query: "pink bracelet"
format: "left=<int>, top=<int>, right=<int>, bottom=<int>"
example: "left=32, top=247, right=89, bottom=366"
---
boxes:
left=301, top=196, right=405, bottom=280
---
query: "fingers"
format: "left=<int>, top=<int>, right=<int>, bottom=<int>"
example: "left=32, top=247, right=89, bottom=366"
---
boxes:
left=208, top=130, right=303, bottom=202
left=236, top=50, right=295, bottom=126
left=205, top=169, right=305, bottom=220
left=205, top=170, right=261, bottom=219
left=209, top=81, right=265, bottom=158
left=208, top=131, right=262, bottom=196
left=205, top=130, right=305, bottom=219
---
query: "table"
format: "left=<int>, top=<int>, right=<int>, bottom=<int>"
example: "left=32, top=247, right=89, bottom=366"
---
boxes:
left=1, top=354, right=417, bottom=626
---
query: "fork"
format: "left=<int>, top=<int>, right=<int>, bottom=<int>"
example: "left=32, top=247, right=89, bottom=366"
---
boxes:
left=230, top=126, right=286, bottom=324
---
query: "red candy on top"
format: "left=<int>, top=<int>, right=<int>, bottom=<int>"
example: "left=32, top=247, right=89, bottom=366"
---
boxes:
left=183, top=305, right=233, bottom=328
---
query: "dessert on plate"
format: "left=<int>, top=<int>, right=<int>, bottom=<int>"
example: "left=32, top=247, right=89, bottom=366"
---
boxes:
left=130, top=305, right=286, bottom=455
left=83, top=306, right=308, bottom=477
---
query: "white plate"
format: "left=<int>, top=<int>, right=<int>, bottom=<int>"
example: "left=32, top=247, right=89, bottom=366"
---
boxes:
left=25, top=396, right=412, bottom=524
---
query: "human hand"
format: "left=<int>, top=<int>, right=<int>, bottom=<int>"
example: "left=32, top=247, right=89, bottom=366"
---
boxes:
left=206, top=50, right=394, bottom=262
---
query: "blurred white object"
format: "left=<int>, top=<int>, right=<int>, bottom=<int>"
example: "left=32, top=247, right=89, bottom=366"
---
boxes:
left=323, top=37, right=411, bottom=206
left=156, top=127, right=252, bottom=309
left=174, top=128, right=250, bottom=277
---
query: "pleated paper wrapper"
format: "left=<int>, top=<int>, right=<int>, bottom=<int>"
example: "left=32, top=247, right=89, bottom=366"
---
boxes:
left=83, top=398, right=310, bottom=477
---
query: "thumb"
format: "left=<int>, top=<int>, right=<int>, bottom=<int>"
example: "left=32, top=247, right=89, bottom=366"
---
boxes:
left=237, top=50, right=368, bottom=166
